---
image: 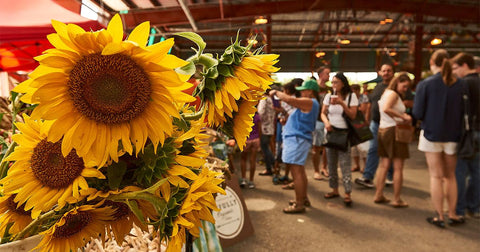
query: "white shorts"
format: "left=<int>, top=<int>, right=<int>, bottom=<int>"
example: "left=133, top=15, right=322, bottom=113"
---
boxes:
left=418, top=130, right=458, bottom=155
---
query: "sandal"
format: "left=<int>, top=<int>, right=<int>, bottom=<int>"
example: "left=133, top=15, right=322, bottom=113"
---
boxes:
left=324, top=192, right=340, bottom=199
left=321, top=170, right=329, bottom=178
left=259, top=170, right=273, bottom=176
left=390, top=200, right=409, bottom=208
left=283, top=203, right=306, bottom=214
left=374, top=196, right=391, bottom=204
left=426, top=216, right=445, bottom=228
left=282, top=183, right=295, bottom=190
left=289, top=199, right=311, bottom=207
left=344, top=196, right=352, bottom=207
left=448, top=217, right=465, bottom=226
left=313, top=172, right=323, bottom=180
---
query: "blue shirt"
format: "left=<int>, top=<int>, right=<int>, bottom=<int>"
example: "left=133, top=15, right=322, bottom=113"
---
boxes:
left=412, top=73, right=465, bottom=142
left=283, top=98, right=320, bottom=141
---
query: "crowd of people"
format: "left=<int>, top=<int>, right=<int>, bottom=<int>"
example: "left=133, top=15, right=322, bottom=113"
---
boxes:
left=231, top=49, right=479, bottom=228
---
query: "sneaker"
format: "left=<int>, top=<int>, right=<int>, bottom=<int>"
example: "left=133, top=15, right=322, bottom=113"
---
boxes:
left=248, top=181, right=255, bottom=189
left=385, top=178, right=393, bottom=187
left=240, top=178, right=247, bottom=188
left=355, top=177, right=374, bottom=188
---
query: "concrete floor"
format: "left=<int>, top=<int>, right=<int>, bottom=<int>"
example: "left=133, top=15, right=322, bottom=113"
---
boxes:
left=224, top=142, right=480, bottom=252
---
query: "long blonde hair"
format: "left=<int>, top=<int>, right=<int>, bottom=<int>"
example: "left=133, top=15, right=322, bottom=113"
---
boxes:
left=431, top=49, right=457, bottom=86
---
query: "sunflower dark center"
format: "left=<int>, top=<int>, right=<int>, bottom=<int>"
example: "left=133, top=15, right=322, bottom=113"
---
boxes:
left=7, top=195, right=31, bottom=216
left=68, top=53, right=152, bottom=124
left=53, top=211, right=92, bottom=238
left=104, top=200, right=130, bottom=220
left=31, top=139, right=84, bottom=188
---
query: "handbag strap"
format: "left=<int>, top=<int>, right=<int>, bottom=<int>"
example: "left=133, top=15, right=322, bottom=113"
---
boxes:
left=346, top=93, right=352, bottom=108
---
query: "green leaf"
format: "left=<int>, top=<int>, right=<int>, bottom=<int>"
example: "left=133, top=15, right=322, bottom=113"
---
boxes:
left=175, top=61, right=196, bottom=78
left=218, top=64, right=233, bottom=77
left=205, top=78, right=216, bottom=91
left=125, top=200, right=146, bottom=224
left=205, top=67, right=219, bottom=79
left=220, top=53, right=234, bottom=65
left=107, top=161, right=127, bottom=189
left=198, top=54, right=219, bottom=70
left=175, top=32, right=206, bottom=59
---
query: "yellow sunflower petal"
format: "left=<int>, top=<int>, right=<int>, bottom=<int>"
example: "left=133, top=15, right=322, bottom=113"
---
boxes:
left=107, top=14, right=123, bottom=43
left=127, top=21, right=150, bottom=47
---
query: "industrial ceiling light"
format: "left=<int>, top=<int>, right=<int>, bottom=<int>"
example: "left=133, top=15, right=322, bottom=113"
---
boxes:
left=430, top=38, right=442, bottom=45
left=339, top=39, right=351, bottom=45
left=255, top=16, right=268, bottom=25
left=385, top=18, right=393, bottom=23
left=315, top=51, right=326, bottom=58
left=389, top=51, right=397, bottom=56
left=380, top=20, right=386, bottom=25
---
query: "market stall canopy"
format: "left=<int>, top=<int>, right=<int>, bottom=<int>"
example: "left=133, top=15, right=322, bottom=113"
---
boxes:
left=0, top=0, right=104, bottom=72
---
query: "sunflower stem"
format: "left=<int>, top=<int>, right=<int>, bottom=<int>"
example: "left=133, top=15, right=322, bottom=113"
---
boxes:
left=0, top=141, right=17, bottom=179
left=13, top=209, right=55, bottom=241
left=10, top=91, right=20, bottom=133
left=182, top=105, right=205, bottom=121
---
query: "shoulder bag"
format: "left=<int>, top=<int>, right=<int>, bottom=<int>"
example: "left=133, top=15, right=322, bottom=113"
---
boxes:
left=322, top=126, right=349, bottom=152
left=343, top=93, right=373, bottom=146
left=395, top=124, right=415, bottom=143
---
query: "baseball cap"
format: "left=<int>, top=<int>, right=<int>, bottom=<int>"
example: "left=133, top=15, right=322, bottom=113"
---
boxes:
left=295, top=79, right=319, bottom=92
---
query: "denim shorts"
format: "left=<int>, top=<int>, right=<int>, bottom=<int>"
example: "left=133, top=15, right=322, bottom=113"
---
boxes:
left=282, top=136, right=312, bottom=165
left=312, top=120, right=325, bottom=146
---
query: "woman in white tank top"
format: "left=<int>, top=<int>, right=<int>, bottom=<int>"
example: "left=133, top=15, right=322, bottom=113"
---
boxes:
left=373, top=73, right=412, bottom=208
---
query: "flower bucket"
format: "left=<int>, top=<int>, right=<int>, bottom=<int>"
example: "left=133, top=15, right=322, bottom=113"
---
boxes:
left=0, top=235, right=42, bottom=252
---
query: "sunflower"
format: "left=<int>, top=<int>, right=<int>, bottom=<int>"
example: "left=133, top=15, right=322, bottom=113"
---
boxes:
left=203, top=47, right=279, bottom=149
left=35, top=205, right=114, bottom=252
left=157, top=130, right=207, bottom=201
left=0, top=194, right=33, bottom=235
left=237, top=54, right=280, bottom=91
left=0, top=115, right=105, bottom=219
left=13, top=14, right=195, bottom=168
left=167, top=167, right=225, bottom=251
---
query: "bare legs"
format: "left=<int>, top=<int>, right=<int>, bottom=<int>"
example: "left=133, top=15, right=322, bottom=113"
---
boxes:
left=374, top=157, right=405, bottom=204
left=312, top=146, right=328, bottom=179
left=240, top=150, right=257, bottom=182
left=425, top=152, right=459, bottom=220
left=289, top=164, right=308, bottom=207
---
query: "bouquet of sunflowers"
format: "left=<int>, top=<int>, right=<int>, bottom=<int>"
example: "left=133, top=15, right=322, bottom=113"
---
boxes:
left=0, top=14, right=278, bottom=251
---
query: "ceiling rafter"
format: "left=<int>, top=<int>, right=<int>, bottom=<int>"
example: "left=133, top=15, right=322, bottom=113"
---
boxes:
left=311, top=11, right=329, bottom=49
left=149, top=0, right=160, bottom=6
left=121, top=0, right=479, bottom=28
left=122, top=0, right=137, bottom=9
left=376, top=13, right=404, bottom=48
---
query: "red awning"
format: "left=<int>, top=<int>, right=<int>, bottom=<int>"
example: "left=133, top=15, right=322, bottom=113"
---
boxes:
left=0, top=0, right=104, bottom=72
